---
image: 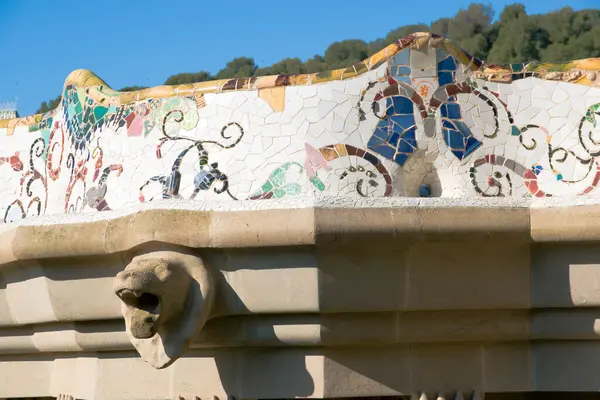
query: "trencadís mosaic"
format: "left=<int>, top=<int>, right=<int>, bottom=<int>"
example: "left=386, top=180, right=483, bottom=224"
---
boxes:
left=1, top=32, right=600, bottom=222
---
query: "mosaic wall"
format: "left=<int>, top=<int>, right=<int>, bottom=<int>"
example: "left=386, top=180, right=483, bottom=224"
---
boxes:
left=1, top=32, right=600, bottom=222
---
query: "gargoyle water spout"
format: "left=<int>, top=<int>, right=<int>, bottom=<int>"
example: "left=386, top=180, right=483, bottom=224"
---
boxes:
left=113, top=245, right=215, bottom=369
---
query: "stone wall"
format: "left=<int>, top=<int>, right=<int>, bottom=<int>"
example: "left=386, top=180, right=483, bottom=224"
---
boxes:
left=0, top=205, right=600, bottom=398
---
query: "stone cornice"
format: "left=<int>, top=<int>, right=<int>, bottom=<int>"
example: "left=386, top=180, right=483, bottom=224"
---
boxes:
left=0, top=200, right=598, bottom=265
left=0, top=203, right=536, bottom=265
left=3, top=198, right=599, bottom=263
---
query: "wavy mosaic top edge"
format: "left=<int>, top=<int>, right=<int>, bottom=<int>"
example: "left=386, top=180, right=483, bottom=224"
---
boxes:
left=2, top=31, right=599, bottom=131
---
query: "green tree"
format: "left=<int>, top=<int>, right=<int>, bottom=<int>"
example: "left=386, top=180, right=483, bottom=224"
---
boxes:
left=487, top=10, right=549, bottom=63
left=35, top=95, right=61, bottom=114
left=164, top=71, right=212, bottom=85
left=431, top=18, right=451, bottom=36
left=215, top=57, right=257, bottom=79
left=255, top=58, right=307, bottom=76
left=447, top=3, right=494, bottom=40
left=385, top=24, right=430, bottom=43
left=304, top=55, right=328, bottom=73
left=324, top=40, right=369, bottom=69
left=542, top=24, right=600, bottom=62
left=499, top=3, right=527, bottom=22
left=538, top=7, right=600, bottom=61
left=119, top=85, right=149, bottom=92
left=446, top=3, right=494, bottom=58
left=367, top=38, right=387, bottom=56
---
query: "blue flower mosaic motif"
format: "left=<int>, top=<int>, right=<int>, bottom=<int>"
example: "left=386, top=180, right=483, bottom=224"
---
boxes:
left=367, top=49, right=482, bottom=167
left=440, top=103, right=482, bottom=161
left=438, top=53, right=482, bottom=161
left=366, top=96, right=418, bottom=166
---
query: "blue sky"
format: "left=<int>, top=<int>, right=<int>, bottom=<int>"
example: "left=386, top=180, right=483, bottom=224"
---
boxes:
left=0, top=0, right=596, bottom=116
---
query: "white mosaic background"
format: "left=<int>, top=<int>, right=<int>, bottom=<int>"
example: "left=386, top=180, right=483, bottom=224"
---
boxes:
left=1, top=47, right=600, bottom=222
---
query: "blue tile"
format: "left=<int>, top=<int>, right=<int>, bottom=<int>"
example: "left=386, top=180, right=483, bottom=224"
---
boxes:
left=367, top=95, right=420, bottom=167
left=438, top=71, right=454, bottom=86
left=441, top=102, right=462, bottom=119
left=390, top=114, right=416, bottom=128
left=392, top=50, right=410, bottom=66
left=368, top=139, right=396, bottom=160
left=393, top=75, right=412, bottom=84
left=441, top=120, right=482, bottom=160
left=391, top=96, right=414, bottom=114
left=388, top=131, right=400, bottom=146
left=438, top=55, right=457, bottom=72
left=394, top=153, right=409, bottom=166
left=398, top=138, right=417, bottom=154
left=373, top=127, right=389, bottom=140
left=390, top=66, right=411, bottom=76
left=436, top=48, right=449, bottom=62
left=511, top=63, right=524, bottom=72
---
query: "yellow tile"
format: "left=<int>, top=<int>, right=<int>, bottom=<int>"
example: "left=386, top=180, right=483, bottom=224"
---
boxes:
left=258, top=87, right=286, bottom=112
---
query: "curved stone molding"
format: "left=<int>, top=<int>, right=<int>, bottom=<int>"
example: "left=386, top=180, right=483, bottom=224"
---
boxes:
left=113, top=244, right=215, bottom=368
left=0, top=201, right=537, bottom=267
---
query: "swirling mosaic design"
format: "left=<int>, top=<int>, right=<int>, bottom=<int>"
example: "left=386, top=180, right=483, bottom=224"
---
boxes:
left=1, top=32, right=600, bottom=222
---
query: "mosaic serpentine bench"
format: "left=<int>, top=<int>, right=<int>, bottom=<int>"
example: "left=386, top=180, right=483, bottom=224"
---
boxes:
left=1, top=32, right=600, bottom=399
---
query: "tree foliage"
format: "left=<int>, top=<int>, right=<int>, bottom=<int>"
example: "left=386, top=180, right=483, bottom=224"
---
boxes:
left=36, top=3, right=600, bottom=113
left=324, top=40, right=370, bottom=69
left=119, top=85, right=149, bottom=92
left=164, top=71, right=212, bottom=86
left=35, top=95, right=61, bottom=114
left=214, top=57, right=258, bottom=80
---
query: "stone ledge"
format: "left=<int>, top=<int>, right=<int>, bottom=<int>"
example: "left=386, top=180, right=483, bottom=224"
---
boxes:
left=5, top=307, right=600, bottom=356
left=0, top=203, right=532, bottom=264
left=531, top=206, right=600, bottom=242
left=7, top=200, right=600, bottom=264
left=0, top=309, right=531, bottom=354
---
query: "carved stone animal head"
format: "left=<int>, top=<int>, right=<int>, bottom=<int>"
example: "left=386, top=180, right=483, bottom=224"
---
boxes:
left=113, top=246, right=214, bottom=369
